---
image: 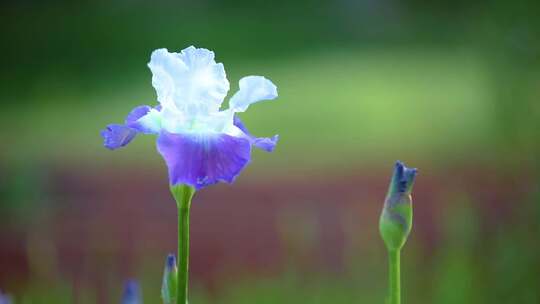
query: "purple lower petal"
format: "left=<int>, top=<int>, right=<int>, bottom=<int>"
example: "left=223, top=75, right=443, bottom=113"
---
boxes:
left=125, top=105, right=151, bottom=124
left=100, top=124, right=138, bottom=150
left=125, top=105, right=159, bottom=133
left=252, top=135, right=279, bottom=152
left=233, top=115, right=278, bottom=152
left=101, top=105, right=158, bottom=150
left=157, top=132, right=251, bottom=189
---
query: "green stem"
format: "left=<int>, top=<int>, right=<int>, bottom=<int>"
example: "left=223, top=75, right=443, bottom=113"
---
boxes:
left=170, top=185, right=195, bottom=304
left=388, top=249, right=401, bottom=304
left=177, top=203, right=190, bottom=304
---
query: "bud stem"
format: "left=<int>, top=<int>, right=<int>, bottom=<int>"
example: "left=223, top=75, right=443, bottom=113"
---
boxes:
left=387, top=249, right=401, bottom=304
left=170, top=184, right=196, bottom=304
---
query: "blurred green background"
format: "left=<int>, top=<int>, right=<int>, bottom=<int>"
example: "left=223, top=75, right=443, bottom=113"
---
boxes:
left=1, top=0, right=539, bottom=303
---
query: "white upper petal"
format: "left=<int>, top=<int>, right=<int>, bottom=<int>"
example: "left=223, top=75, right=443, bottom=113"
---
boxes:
left=148, top=47, right=230, bottom=116
left=136, top=108, right=163, bottom=133
left=145, top=47, right=277, bottom=137
left=157, top=105, right=235, bottom=135
left=229, top=76, right=278, bottom=112
left=159, top=105, right=190, bottom=134
left=148, top=49, right=187, bottom=109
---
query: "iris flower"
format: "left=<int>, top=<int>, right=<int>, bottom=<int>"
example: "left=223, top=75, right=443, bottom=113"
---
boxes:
left=101, top=46, right=278, bottom=304
left=101, top=46, right=278, bottom=189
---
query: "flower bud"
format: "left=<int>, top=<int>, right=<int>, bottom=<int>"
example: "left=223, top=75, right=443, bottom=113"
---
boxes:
left=161, top=254, right=178, bottom=304
left=379, top=161, right=417, bottom=251
left=121, top=280, right=142, bottom=304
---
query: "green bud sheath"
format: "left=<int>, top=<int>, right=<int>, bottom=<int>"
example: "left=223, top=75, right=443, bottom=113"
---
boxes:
left=161, top=254, right=178, bottom=304
left=379, top=161, right=417, bottom=304
left=379, top=161, right=417, bottom=251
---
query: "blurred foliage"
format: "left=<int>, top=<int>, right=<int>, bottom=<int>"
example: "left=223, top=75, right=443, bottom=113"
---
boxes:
left=0, top=0, right=538, bottom=167
left=11, top=189, right=540, bottom=303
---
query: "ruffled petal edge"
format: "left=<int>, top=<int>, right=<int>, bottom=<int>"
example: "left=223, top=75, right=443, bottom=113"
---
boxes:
left=229, top=76, right=277, bottom=112
left=233, top=115, right=278, bottom=152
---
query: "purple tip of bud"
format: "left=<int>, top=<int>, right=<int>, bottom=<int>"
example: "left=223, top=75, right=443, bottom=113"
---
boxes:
left=122, top=279, right=142, bottom=304
left=166, top=253, right=177, bottom=271
left=393, top=160, right=418, bottom=194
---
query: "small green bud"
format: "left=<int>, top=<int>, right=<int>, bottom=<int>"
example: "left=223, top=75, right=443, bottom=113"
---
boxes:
left=379, top=161, right=417, bottom=251
left=161, top=254, right=178, bottom=304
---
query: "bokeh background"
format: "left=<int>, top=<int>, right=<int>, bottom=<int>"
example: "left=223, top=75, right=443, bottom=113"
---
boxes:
left=1, top=0, right=540, bottom=303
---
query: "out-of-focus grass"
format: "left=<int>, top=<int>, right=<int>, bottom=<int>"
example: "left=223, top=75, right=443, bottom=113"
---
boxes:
left=2, top=3, right=537, bottom=170
left=0, top=48, right=496, bottom=169
left=15, top=188, right=540, bottom=303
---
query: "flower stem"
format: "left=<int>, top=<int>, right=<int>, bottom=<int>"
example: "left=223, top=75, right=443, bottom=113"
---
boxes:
left=170, top=185, right=195, bottom=304
left=387, top=249, right=401, bottom=304
left=177, top=204, right=190, bottom=304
